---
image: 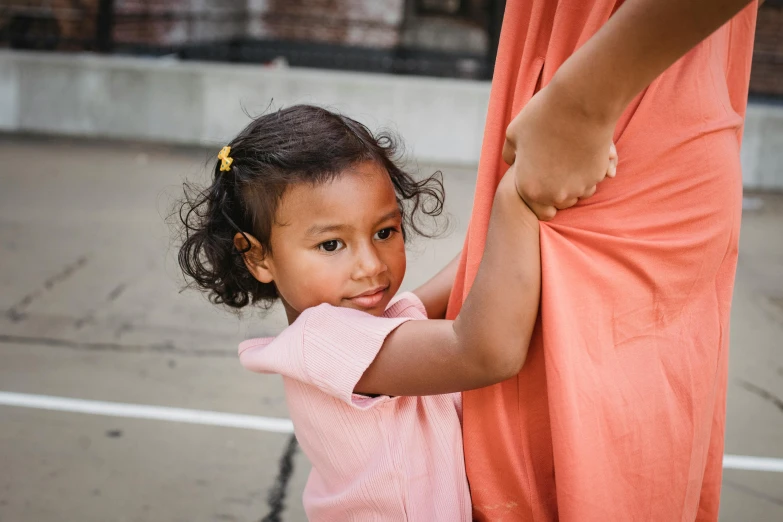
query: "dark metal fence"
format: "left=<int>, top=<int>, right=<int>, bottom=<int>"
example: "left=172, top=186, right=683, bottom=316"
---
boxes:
left=0, top=1, right=505, bottom=80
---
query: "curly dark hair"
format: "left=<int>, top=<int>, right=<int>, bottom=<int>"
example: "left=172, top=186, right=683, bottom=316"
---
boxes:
left=176, top=104, right=445, bottom=310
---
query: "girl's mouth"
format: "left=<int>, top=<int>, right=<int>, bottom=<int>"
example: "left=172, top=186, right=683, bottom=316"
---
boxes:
left=347, top=286, right=388, bottom=309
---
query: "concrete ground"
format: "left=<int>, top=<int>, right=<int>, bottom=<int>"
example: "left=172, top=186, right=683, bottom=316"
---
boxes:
left=0, top=135, right=781, bottom=521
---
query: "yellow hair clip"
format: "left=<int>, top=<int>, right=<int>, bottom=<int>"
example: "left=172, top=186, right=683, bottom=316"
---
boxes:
left=218, top=146, right=233, bottom=172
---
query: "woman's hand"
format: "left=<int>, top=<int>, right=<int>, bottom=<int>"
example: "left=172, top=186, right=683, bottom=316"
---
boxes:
left=501, top=0, right=757, bottom=222
left=502, top=81, right=618, bottom=221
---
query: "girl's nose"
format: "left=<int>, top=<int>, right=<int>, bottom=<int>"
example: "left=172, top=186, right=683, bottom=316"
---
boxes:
left=352, top=244, right=387, bottom=280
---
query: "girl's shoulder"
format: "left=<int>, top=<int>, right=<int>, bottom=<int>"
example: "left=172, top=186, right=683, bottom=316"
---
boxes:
left=237, top=292, right=426, bottom=405
left=383, top=291, right=428, bottom=320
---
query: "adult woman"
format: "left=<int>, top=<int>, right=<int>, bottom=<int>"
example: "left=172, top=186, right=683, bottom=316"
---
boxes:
left=446, top=1, right=758, bottom=520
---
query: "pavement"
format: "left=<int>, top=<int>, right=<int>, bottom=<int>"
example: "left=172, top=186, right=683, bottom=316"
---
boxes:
left=0, top=135, right=781, bottom=521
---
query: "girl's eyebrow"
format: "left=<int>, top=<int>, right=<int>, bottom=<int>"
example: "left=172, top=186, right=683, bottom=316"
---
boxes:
left=374, top=208, right=402, bottom=228
left=305, top=223, right=348, bottom=237
left=305, top=209, right=401, bottom=237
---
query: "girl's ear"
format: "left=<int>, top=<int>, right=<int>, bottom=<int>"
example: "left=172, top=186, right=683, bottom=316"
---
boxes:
left=234, top=232, right=274, bottom=284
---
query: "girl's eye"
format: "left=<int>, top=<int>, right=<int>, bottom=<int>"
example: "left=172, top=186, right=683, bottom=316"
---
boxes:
left=375, top=227, right=396, bottom=240
left=318, top=239, right=344, bottom=253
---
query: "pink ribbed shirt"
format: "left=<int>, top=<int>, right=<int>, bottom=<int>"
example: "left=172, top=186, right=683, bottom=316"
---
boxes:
left=238, top=293, right=471, bottom=521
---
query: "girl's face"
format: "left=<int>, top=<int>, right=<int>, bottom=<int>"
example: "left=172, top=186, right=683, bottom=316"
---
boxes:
left=246, top=161, right=407, bottom=322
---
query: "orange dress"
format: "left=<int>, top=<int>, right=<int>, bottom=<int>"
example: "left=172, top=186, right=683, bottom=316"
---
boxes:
left=445, top=1, right=758, bottom=520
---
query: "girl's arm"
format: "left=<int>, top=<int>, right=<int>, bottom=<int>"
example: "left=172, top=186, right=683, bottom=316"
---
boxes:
left=355, top=172, right=540, bottom=396
left=412, top=252, right=461, bottom=320
left=503, top=0, right=756, bottom=220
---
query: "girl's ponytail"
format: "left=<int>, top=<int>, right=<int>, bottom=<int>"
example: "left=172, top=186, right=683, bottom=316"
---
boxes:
left=177, top=158, right=276, bottom=310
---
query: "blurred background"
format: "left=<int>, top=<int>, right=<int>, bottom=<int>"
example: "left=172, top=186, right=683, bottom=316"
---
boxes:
left=0, top=1, right=781, bottom=521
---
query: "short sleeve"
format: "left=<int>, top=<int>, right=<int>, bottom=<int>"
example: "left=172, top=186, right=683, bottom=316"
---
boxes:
left=384, top=291, right=428, bottom=320
left=301, top=304, right=413, bottom=408
left=238, top=324, right=310, bottom=382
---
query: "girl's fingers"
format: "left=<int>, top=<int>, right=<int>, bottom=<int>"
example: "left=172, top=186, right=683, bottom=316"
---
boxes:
left=555, top=197, right=580, bottom=210
left=529, top=201, right=557, bottom=221
left=502, top=140, right=516, bottom=166
left=607, top=142, right=619, bottom=178
left=579, top=185, right=598, bottom=199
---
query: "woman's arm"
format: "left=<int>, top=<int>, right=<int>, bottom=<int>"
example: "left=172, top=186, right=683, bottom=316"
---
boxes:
left=412, top=252, right=461, bottom=320
left=558, top=0, right=756, bottom=122
left=503, top=0, right=756, bottom=220
left=355, top=173, right=540, bottom=396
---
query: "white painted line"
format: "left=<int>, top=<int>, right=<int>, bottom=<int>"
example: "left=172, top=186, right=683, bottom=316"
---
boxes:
left=0, top=391, right=294, bottom=434
left=723, top=454, right=783, bottom=473
left=2, top=391, right=783, bottom=473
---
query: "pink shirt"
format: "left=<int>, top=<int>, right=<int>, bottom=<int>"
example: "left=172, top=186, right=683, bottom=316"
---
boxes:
left=239, top=293, right=471, bottom=521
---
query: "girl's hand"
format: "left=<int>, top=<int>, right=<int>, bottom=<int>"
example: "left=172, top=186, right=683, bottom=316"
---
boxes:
left=501, top=81, right=619, bottom=221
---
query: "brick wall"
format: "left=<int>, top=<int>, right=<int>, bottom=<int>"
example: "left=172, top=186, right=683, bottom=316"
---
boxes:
left=1, top=0, right=100, bottom=50
left=113, top=0, right=246, bottom=46
left=750, top=3, right=783, bottom=97
left=246, top=0, right=404, bottom=49
left=3, top=1, right=783, bottom=94
left=113, top=0, right=405, bottom=49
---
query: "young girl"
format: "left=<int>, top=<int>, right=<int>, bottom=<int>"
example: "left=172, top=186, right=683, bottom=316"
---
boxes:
left=177, top=104, right=541, bottom=521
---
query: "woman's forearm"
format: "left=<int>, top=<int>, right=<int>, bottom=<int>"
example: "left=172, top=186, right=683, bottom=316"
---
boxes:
left=552, top=0, right=755, bottom=124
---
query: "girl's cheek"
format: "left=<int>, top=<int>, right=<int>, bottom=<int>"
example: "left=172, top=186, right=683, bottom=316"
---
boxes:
left=307, top=258, right=349, bottom=291
left=392, top=241, right=407, bottom=270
